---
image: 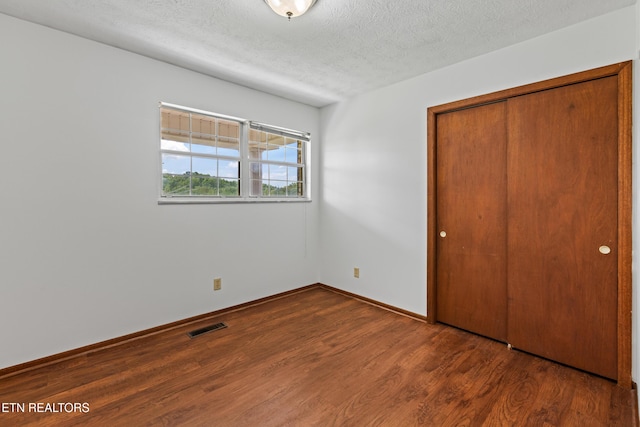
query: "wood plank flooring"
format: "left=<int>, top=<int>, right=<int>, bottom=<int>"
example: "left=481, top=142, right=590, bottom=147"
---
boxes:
left=0, top=288, right=636, bottom=426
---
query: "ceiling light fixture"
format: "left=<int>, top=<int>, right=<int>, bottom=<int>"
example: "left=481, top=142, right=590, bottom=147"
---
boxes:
left=264, top=0, right=317, bottom=20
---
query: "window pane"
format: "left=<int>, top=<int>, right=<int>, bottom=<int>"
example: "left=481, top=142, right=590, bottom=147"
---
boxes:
left=191, top=157, right=218, bottom=195
left=218, top=120, right=240, bottom=157
left=192, top=157, right=217, bottom=177
left=269, top=164, right=287, bottom=181
left=286, top=181, right=303, bottom=197
left=249, top=162, right=261, bottom=177
left=162, top=153, right=191, bottom=196
left=219, top=179, right=239, bottom=196
left=249, top=129, right=267, bottom=143
left=162, top=110, right=190, bottom=133
left=190, top=113, right=215, bottom=135
left=284, top=140, right=302, bottom=164
left=267, top=133, right=285, bottom=146
left=188, top=113, right=214, bottom=155
left=266, top=144, right=286, bottom=162
left=162, top=175, right=190, bottom=196
left=218, top=138, right=240, bottom=157
left=161, top=138, right=190, bottom=152
left=219, top=161, right=239, bottom=179
left=248, top=141, right=266, bottom=160
left=287, top=166, right=302, bottom=181
left=161, top=110, right=191, bottom=150
left=270, top=182, right=286, bottom=197
left=191, top=175, right=219, bottom=195
left=219, top=119, right=239, bottom=138
left=191, top=135, right=216, bottom=155
left=250, top=179, right=263, bottom=196
left=162, top=153, right=190, bottom=175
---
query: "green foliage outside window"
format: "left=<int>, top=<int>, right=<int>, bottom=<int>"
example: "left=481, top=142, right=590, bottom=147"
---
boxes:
left=163, top=172, right=301, bottom=197
left=163, top=172, right=239, bottom=196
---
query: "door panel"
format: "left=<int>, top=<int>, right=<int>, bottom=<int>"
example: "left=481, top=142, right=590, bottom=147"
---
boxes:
left=436, top=102, right=508, bottom=341
left=506, top=77, right=618, bottom=379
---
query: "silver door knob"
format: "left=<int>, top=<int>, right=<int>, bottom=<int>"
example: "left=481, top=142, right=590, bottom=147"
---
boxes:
left=440, top=231, right=447, bottom=238
left=599, top=245, right=611, bottom=255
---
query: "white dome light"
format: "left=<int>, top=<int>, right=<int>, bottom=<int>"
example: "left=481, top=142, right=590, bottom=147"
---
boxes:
left=264, top=0, right=318, bottom=20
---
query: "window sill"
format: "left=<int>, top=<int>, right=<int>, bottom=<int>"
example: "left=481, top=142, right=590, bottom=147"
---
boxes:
left=157, top=197, right=312, bottom=205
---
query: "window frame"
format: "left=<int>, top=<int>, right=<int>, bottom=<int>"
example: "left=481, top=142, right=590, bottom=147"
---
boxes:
left=248, top=121, right=309, bottom=199
left=158, top=102, right=310, bottom=204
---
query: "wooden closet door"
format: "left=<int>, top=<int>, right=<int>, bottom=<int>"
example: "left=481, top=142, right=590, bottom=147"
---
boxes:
left=436, top=102, right=507, bottom=341
left=507, top=76, right=619, bottom=379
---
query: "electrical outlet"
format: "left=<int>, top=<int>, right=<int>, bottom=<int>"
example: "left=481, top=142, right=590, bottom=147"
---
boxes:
left=354, top=267, right=360, bottom=278
left=213, top=278, right=222, bottom=291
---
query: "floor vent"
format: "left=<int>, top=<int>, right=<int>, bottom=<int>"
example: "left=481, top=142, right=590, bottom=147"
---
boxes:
left=188, top=322, right=227, bottom=338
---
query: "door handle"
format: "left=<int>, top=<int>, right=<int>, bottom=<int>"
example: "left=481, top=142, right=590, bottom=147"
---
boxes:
left=440, top=231, right=447, bottom=238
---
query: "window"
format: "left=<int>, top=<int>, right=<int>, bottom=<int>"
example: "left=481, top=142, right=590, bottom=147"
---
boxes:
left=249, top=123, right=306, bottom=198
left=160, top=106, right=241, bottom=197
left=159, top=103, right=309, bottom=203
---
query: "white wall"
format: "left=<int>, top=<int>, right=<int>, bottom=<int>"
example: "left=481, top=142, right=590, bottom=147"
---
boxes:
left=0, top=13, right=320, bottom=369
left=320, top=3, right=637, bottom=370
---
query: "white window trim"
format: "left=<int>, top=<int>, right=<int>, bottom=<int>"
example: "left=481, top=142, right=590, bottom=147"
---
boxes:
left=158, top=102, right=311, bottom=204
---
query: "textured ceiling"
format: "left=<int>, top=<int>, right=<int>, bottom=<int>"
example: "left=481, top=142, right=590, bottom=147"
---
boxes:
left=0, top=0, right=635, bottom=107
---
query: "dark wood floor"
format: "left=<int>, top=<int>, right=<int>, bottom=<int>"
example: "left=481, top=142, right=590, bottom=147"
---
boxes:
left=0, top=288, right=636, bottom=426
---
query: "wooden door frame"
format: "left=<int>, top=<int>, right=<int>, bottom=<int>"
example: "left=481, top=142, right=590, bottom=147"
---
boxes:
left=426, top=61, right=633, bottom=387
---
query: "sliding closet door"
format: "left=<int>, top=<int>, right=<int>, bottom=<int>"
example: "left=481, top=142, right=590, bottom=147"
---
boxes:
left=506, top=77, right=619, bottom=379
left=436, top=102, right=507, bottom=342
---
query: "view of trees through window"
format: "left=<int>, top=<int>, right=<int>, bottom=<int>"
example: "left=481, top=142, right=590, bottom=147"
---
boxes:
left=161, top=172, right=301, bottom=196
left=159, top=103, right=308, bottom=200
left=162, top=172, right=239, bottom=196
